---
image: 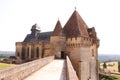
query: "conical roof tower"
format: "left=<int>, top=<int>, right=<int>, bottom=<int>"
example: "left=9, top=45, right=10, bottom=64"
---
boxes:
left=51, top=20, right=63, bottom=36
left=63, top=10, right=89, bottom=37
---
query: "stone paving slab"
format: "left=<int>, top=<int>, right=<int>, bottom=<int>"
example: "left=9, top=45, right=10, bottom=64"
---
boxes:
left=24, top=60, right=66, bottom=80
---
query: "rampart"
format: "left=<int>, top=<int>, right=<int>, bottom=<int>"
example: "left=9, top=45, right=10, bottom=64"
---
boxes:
left=66, top=56, right=79, bottom=80
left=0, top=56, right=54, bottom=80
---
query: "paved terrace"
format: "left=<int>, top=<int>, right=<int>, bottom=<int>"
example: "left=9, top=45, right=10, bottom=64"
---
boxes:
left=24, top=60, right=66, bottom=80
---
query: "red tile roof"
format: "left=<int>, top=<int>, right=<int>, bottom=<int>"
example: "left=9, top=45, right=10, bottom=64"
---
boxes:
left=51, top=20, right=63, bottom=36
left=63, top=10, right=89, bottom=37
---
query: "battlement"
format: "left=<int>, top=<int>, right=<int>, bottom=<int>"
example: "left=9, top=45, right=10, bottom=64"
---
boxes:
left=66, top=37, right=92, bottom=48
left=67, top=37, right=91, bottom=42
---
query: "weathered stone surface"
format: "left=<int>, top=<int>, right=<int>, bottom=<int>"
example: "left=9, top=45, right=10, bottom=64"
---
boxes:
left=66, top=56, right=79, bottom=80
left=0, top=56, right=54, bottom=80
left=24, top=60, right=66, bottom=80
left=15, top=10, right=99, bottom=80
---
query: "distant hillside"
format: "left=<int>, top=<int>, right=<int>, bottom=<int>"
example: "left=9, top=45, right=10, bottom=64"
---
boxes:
left=1, top=52, right=120, bottom=61
left=0, top=51, right=15, bottom=58
left=98, top=54, right=120, bottom=62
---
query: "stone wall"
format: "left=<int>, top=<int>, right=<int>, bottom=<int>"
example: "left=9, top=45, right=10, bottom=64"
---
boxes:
left=50, top=36, right=66, bottom=58
left=66, top=56, right=79, bottom=80
left=42, top=42, right=52, bottom=57
left=0, top=56, right=54, bottom=80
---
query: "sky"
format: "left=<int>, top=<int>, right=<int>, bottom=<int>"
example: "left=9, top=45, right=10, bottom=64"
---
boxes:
left=0, top=0, right=120, bottom=55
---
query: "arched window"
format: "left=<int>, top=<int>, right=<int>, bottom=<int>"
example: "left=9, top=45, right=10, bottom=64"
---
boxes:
left=22, top=46, right=25, bottom=59
left=36, top=47, right=39, bottom=58
left=27, top=47, right=29, bottom=57
left=31, top=46, right=34, bottom=58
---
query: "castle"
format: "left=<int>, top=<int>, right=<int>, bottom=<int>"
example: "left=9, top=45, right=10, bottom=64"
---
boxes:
left=16, top=10, right=99, bottom=80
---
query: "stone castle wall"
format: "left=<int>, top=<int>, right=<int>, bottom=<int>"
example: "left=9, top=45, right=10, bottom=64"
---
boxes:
left=66, top=56, right=79, bottom=80
left=66, top=37, right=98, bottom=80
left=0, top=56, right=54, bottom=80
left=42, top=42, right=52, bottom=57
left=50, top=36, right=66, bottom=58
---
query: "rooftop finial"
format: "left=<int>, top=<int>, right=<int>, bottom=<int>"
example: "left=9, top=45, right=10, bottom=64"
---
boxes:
left=75, top=7, right=76, bottom=11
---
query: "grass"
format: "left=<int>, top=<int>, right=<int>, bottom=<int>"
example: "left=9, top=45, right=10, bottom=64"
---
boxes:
left=100, top=61, right=119, bottom=72
left=100, top=73, right=120, bottom=80
left=0, top=63, right=15, bottom=70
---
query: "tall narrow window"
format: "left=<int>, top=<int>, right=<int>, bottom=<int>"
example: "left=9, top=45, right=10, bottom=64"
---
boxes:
left=31, top=46, right=34, bottom=58
left=22, top=47, right=25, bottom=59
left=27, top=47, right=29, bottom=57
left=36, top=47, right=39, bottom=58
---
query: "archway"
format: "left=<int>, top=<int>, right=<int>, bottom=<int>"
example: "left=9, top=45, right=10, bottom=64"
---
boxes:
left=61, top=51, right=66, bottom=59
left=36, top=47, right=39, bottom=58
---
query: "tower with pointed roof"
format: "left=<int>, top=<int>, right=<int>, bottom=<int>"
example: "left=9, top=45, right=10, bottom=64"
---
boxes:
left=16, top=10, right=99, bottom=80
left=50, top=20, right=66, bottom=59
left=62, top=10, right=99, bottom=80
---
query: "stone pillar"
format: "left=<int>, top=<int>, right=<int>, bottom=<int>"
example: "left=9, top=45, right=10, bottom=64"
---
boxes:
left=29, top=45, right=31, bottom=60
left=16, top=42, right=22, bottom=58
left=39, top=44, right=42, bottom=58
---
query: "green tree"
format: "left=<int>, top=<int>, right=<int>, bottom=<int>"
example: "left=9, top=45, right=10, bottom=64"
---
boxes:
left=118, top=62, right=120, bottom=72
left=103, top=62, right=107, bottom=69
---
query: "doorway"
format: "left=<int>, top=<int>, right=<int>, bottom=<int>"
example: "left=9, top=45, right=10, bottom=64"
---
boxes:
left=61, top=51, right=66, bottom=59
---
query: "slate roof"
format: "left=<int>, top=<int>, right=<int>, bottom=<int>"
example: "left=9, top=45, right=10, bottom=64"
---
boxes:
left=23, top=10, right=91, bottom=42
left=63, top=10, right=89, bottom=38
left=23, top=31, right=52, bottom=42
left=51, top=20, right=63, bottom=36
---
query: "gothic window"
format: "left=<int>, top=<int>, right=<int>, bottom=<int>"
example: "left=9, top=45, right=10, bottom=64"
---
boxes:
left=27, top=47, right=29, bottom=57
left=36, top=47, right=39, bottom=58
left=22, top=47, right=25, bottom=59
left=31, top=47, right=34, bottom=58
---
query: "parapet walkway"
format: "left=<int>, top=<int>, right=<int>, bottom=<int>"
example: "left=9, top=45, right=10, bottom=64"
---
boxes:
left=24, top=60, right=66, bottom=80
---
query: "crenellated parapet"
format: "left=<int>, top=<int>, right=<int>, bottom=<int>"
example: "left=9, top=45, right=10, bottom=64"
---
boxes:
left=66, top=37, right=92, bottom=48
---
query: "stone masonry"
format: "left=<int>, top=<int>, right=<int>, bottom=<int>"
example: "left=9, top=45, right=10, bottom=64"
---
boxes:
left=16, top=10, right=99, bottom=80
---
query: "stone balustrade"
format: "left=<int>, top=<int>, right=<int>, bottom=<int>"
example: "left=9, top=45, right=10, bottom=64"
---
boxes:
left=0, top=56, right=54, bottom=80
left=66, top=56, right=79, bottom=80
